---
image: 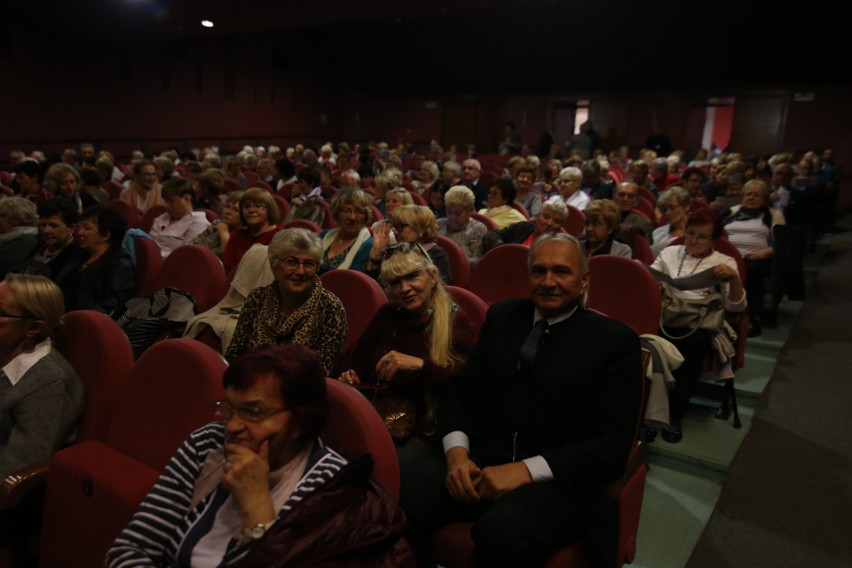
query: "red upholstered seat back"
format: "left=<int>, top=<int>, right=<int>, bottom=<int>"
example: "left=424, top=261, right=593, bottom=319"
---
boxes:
left=320, top=269, right=387, bottom=354
left=54, top=311, right=135, bottom=442
left=468, top=244, right=529, bottom=305
left=436, top=236, right=471, bottom=289
left=152, top=244, right=227, bottom=313
left=137, top=204, right=168, bottom=232
left=104, top=339, right=227, bottom=472
left=446, top=286, right=488, bottom=341
left=132, top=236, right=164, bottom=296
left=587, top=255, right=662, bottom=336
left=321, top=379, right=399, bottom=498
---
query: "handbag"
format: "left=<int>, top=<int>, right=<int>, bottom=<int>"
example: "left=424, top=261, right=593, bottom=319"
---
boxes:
left=371, top=393, right=418, bottom=443
left=659, top=281, right=725, bottom=340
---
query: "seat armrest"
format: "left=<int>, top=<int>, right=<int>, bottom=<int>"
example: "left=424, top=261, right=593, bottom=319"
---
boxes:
left=0, top=459, right=50, bottom=510
left=606, top=440, right=647, bottom=499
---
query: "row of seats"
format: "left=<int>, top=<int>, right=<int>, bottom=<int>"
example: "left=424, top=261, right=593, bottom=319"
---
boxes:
left=2, top=313, right=399, bottom=568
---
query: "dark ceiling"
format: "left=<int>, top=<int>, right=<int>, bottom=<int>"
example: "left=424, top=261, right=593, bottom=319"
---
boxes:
left=7, top=1, right=850, bottom=96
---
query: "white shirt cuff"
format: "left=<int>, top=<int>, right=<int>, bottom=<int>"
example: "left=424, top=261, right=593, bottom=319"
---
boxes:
left=522, top=455, right=554, bottom=482
left=442, top=431, right=469, bottom=455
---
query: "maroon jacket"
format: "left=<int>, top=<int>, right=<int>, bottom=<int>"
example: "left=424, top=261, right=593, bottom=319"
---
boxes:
left=236, top=454, right=415, bottom=568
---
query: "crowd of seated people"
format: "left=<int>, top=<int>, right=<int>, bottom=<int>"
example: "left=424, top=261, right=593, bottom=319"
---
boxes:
left=0, top=137, right=836, bottom=565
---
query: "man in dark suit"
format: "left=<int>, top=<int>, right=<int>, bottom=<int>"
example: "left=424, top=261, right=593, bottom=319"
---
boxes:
left=401, top=233, right=642, bottom=567
left=461, top=158, right=489, bottom=209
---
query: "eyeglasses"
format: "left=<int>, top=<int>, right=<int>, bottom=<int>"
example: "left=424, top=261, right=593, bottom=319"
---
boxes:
left=391, top=223, right=410, bottom=233
left=338, top=207, right=367, bottom=217
left=278, top=257, right=319, bottom=271
left=243, top=202, right=267, bottom=210
left=0, top=310, right=34, bottom=320
left=684, top=230, right=712, bottom=242
left=212, top=400, right=288, bottom=423
left=381, top=241, right=429, bottom=260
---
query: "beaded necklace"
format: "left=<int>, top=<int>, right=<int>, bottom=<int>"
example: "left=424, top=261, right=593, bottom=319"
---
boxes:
left=676, top=249, right=710, bottom=277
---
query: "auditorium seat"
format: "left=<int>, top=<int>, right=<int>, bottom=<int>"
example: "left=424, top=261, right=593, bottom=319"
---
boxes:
left=470, top=212, right=498, bottom=231
left=283, top=219, right=322, bottom=232
left=511, top=201, right=530, bottom=219
left=151, top=244, right=227, bottom=313
left=108, top=199, right=140, bottom=229
left=468, top=244, right=529, bottom=305
left=132, top=236, right=164, bottom=296
left=322, top=379, right=399, bottom=498
left=320, top=269, right=387, bottom=354
left=436, top=236, right=471, bottom=289
left=588, top=255, right=661, bottom=336
left=38, top=339, right=227, bottom=568
left=137, top=204, right=168, bottom=233
left=272, top=194, right=291, bottom=220
left=563, top=205, right=585, bottom=237
left=445, top=285, right=488, bottom=340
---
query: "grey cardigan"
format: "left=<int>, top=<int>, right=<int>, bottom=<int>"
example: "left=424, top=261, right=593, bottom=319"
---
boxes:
left=0, top=350, right=85, bottom=479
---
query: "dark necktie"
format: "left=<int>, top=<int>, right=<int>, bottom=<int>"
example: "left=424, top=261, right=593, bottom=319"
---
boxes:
left=519, top=319, right=548, bottom=368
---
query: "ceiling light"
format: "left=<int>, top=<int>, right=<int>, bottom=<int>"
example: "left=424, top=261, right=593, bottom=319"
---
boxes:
left=201, top=20, right=214, bottom=28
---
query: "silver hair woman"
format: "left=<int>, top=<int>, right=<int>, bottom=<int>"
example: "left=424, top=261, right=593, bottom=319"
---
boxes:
left=226, top=228, right=346, bottom=375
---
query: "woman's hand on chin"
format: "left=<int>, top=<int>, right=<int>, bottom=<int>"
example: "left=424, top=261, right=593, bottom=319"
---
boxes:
left=222, top=440, right=274, bottom=520
left=375, top=350, right=424, bottom=382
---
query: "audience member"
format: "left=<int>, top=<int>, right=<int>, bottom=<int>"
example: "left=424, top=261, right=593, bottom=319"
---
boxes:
left=478, top=177, right=526, bottom=230
left=191, top=191, right=243, bottom=257
left=651, top=186, right=692, bottom=258
left=148, top=179, right=211, bottom=258
left=13, top=162, right=48, bottom=206
left=582, top=199, right=632, bottom=257
left=55, top=205, right=135, bottom=313
left=437, top=185, right=488, bottom=265
left=340, top=243, right=477, bottom=466
left=401, top=233, right=642, bottom=566
left=120, top=160, right=163, bottom=215
left=514, top=166, right=542, bottom=217
left=44, top=163, right=98, bottom=213
left=0, top=198, right=39, bottom=279
left=16, top=198, right=80, bottom=279
left=0, top=274, right=84, bottom=480
left=481, top=196, right=567, bottom=253
left=556, top=166, right=591, bottom=211
left=318, top=188, right=374, bottom=274
left=461, top=159, right=488, bottom=209
left=614, top=181, right=654, bottom=241
left=225, top=229, right=346, bottom=375
left=221, top=188, right=282, bottom=273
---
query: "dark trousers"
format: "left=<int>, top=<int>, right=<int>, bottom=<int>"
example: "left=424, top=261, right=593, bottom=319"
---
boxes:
left=667, top=328, right=712, bottom=424
left=744, top=257, right=772, bottom=320
left=400, top=451, right=582, bottom=567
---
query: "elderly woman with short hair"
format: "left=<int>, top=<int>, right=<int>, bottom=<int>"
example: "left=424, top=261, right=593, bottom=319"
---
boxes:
left=318, top=188, right=375, bottom=274
left=556, top=166, right=591, bottom=211
left=437, top=185, right=488, bottom=265
left=481, top=196, right=568, bottom=254
left=369, top=205, right=453, bottom=284
left=44, top=163, right=98, bottom=212
left=0, top=197, right=40, bottom=278
left=651, top=186, right=692, bottom=259
left=582, top=199, right=632, bottom=258
left=226, top=228, right=346, bottom=375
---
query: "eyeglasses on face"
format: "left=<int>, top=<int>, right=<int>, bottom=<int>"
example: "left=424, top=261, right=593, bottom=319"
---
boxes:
left=242, top=202, right=268, bottom=210
left=391, top=223, right=411, bottom=233
left=0, top=310, right=34, bottom=320
left=684, top=230, right=712, bottom=242
left=338, top=207, right=367, bottom=217
left=212, top=400, right=288, bottom=423
left=278, top=257, right=319, bottom=271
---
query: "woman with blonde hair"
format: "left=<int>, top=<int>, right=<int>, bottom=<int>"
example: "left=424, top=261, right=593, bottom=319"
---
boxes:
left=0, top=273, right=84, bottom=479
left=44, top=163, right=98, bottom=211
left=340, top=243, right=476, bottom=464
left=367, top=204, right=453, bottom=284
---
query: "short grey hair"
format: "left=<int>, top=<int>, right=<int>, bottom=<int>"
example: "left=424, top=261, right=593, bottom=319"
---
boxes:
left=444, top=185, right=475, bottom=210
left=442, top=161, right=462, bottom=176
left=420, top=161, right=440, bottom=181
left=540, top=195, right=568, bottom=218
left=657, top=186, right=691, bottom=208
left=267, top=228, right=323, bottom=267
left=528, top=232, right=589, bottom=276
left=559, top=166, right=582, bottom=182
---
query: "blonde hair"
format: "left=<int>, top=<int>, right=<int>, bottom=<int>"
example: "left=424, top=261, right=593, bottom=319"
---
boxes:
left=380, top=248, right=462, bottom=370
left=391, top=205, right=437, bottom=242
left=4, top=273, right=65, bottom=340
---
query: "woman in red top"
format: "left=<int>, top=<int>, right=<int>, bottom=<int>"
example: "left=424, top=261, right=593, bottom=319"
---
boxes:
left=221, top=188, right=282, bottom=272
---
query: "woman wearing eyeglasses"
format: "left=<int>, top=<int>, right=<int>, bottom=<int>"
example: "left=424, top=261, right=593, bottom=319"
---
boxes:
left=651, top=209, right=745, bottom=443
left=221, top=188, right=282, bottom=273
left=650, top=186, right=692, bottom=259
left=368, top=205, right=453, bottom=285
left=0, top=274, right=84, bottom=480
left=340, top=243, right=476, bottom=465
left=318, top=188, right=375, bottom=274
left=226, top=229, right=346, bottom=376
left=109, top=344, right=413, bottom=567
